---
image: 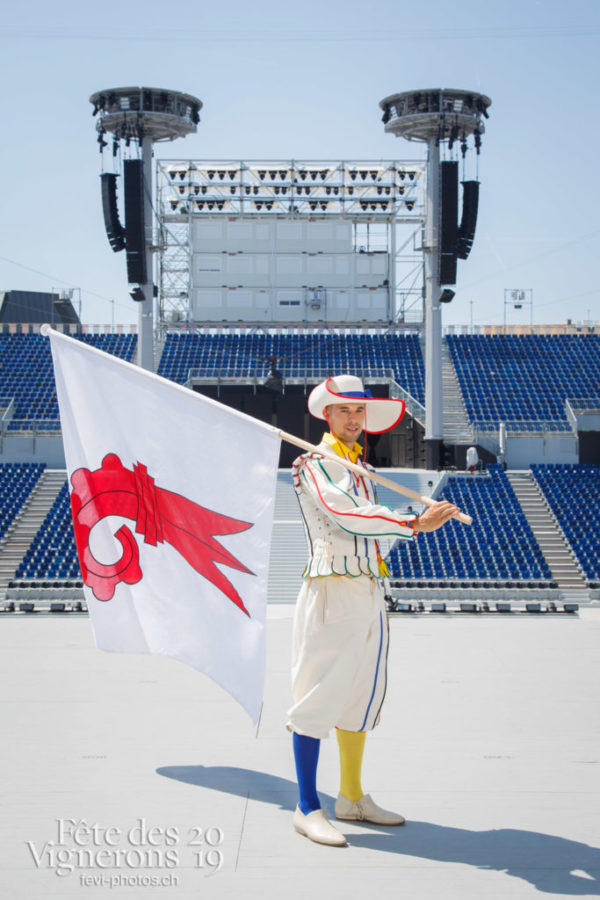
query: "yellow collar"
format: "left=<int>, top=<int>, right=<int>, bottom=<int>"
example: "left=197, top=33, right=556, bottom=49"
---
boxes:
left=321, top=432, right=363, bottom=464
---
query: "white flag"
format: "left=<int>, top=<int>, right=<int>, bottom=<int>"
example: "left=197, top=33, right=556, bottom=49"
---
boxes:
left=46, top=327, right=280, bottom=724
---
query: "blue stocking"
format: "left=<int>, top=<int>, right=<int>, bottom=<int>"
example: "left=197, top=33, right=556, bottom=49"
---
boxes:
left=293, top=732, right=321, bottom=815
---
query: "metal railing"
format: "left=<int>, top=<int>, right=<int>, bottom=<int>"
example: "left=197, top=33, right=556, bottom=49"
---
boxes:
left=1, top=419, right=61, bottom=436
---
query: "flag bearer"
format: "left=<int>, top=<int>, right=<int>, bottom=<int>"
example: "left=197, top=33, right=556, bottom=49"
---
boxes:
left=289, top=375, right=459, bottom=846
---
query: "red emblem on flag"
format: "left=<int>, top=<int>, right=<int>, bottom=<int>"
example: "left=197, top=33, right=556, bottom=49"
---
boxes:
left=69, top=453, right=254, bottom=616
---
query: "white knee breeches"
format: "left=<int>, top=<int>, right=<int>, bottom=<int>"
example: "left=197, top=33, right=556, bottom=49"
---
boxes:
left=286, top=574, right=389, bottom=739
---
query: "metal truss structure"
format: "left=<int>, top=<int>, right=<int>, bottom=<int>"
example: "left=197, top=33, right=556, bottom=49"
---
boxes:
left=156, top=159, right=426, bottom=327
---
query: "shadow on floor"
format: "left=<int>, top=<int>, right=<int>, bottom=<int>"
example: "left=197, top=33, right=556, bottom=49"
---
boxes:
left=157, top=765, right=600, bottom=896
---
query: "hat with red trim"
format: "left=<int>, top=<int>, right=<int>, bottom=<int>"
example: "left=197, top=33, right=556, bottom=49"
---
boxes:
left=307, top=375, right=406, bottom=434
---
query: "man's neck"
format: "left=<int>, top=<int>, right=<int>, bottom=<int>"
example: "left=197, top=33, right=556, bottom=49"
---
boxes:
left=322, top=432, right=362, bottom=463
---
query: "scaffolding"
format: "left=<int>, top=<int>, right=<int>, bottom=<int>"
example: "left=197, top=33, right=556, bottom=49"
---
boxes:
left=156, top=159, right=425, bottom=328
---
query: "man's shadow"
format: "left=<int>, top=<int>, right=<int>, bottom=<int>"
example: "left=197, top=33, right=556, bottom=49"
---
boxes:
left=157, top=765, right=600, bottom=896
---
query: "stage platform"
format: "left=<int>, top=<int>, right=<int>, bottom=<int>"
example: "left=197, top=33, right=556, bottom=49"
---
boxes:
left=1, top=607, right=599, bottom=899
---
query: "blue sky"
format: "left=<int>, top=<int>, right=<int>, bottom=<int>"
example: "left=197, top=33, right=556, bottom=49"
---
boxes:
left=1, top=0, right=599, bottom=328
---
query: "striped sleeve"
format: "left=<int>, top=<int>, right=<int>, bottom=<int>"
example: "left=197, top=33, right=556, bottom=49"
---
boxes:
left=298, top=455, right=415, bottom=540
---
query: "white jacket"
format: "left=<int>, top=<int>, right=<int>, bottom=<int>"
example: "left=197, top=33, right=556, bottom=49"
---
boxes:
left=292, top=441, right=415, bottom=578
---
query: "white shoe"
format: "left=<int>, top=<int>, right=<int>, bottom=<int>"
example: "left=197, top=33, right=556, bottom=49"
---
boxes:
left=293, top=806, right=347, bottom=846
left=335, top=793, right=406, bottom=826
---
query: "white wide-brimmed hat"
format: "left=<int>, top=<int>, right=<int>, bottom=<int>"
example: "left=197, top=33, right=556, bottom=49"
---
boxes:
left=307, top=375, right=406, bottom=434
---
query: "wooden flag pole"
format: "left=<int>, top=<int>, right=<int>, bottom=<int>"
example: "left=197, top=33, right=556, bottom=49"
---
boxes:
left=278, top=429, right=473, bottom=526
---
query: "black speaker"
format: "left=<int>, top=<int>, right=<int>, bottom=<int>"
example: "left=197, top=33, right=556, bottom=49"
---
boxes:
left=100, top=173, right=126, bottom=252
left=439, top=161, right=458, bottom=284
left=124, top=159, right=147, bottom=284
left=456, top=180, right=480, bottom=260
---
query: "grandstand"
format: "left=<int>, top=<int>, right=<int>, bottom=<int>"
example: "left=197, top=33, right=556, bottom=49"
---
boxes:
left=532, top=464, right=600, bottom=588
left=448, top=333, right=600, bottom=432
left=0, top=332, right=137, bottom=432
left=158, top=331, right=425, bottom=399
left=388, top=465, right=553, bottom=587
left=0, top=463, right=45, bottom=542
left=0, top=327, right=598, bottom=611
left=14, top=480, right=80, bottom=584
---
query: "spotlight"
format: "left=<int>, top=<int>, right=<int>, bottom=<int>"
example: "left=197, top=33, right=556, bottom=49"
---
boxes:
left=19, top=602, right=35, bottom=613
left=459, top=602, right=479, bottom=613
left=495, top=602, right=512, bottom=613
left=440, top=289, right=455, bottom=303
left=431, top=602, right=447, bottom=613
left=129, top=286, right=145, bottom=303
left=50, top=602, right=66, bottom=612
left=395, top=602, right=413, bottom=613
left=563, top=603, right=579, bottom=613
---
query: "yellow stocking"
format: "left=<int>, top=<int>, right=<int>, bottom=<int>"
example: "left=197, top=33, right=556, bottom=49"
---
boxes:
left=336, top=728, right=366, bottom=802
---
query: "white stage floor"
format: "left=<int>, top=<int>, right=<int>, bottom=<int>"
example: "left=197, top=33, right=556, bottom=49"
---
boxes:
left=1, top=608, right=599, bottom=899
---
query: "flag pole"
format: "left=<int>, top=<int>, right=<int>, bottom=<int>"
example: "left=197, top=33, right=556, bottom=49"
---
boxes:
left=278, top=430, right=473, bottom=526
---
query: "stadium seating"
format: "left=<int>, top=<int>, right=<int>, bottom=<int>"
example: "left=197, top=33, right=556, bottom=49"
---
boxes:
left=388, top=464, right=553, bottom=586
left=447, top=334, right=600, bottom=430
left=0, top=463, right=45, bottom=542
left=2, top=331, right=597, bottom=596
left=14, top=480, right=81, bottom=583
left=0, top=333, right=137, bottom=430
left=532, top=464, right=600, bottom=586
left=158, top=332, right=425, bottom=403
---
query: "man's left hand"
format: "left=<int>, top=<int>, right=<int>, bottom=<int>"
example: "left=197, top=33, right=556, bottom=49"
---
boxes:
left=413, top=501, right=460, bottom=532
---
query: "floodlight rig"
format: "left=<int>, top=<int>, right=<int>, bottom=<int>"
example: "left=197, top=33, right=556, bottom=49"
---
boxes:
left=89, top=87, right=202, bottom=370
left=379, top=89, right=491, bottom=467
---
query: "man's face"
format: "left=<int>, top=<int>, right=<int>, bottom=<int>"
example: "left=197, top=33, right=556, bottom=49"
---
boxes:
left=324, top=403, right=366, bottom=448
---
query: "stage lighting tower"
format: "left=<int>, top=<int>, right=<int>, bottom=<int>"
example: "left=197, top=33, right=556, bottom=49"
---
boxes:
left=89, top=87, right=202, bottom=370
left=379, top=89, right=491, bottom=467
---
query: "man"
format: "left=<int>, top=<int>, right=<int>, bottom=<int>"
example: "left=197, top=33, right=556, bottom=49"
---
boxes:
left=288, top=375, right=459, bottom=846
